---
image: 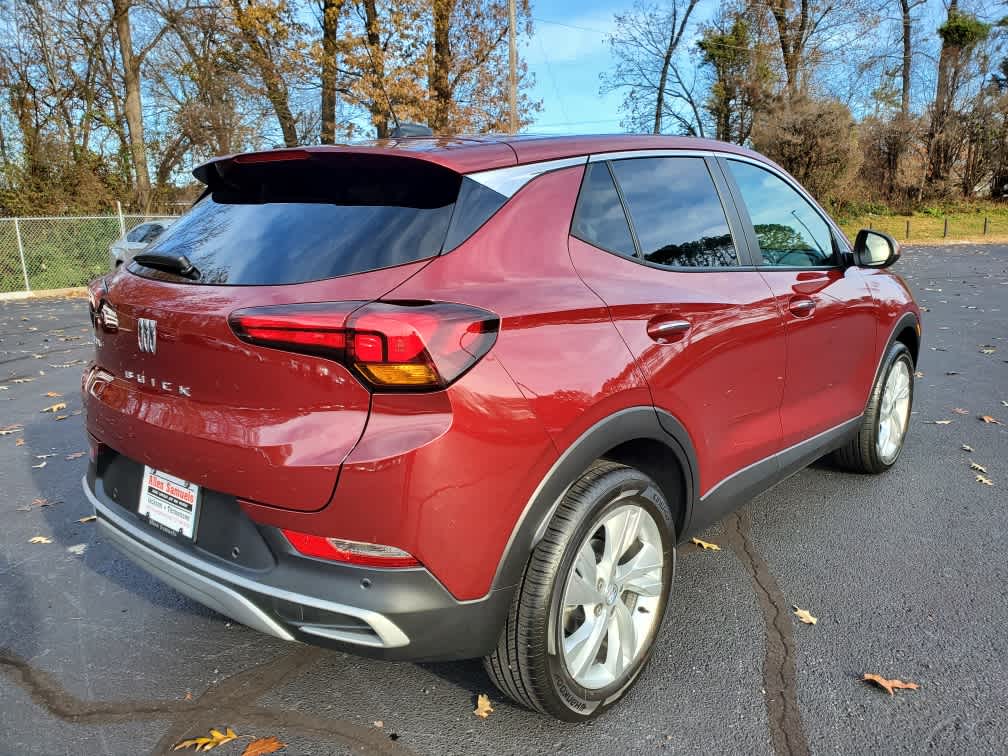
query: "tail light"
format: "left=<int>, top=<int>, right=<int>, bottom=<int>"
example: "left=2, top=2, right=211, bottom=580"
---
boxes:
left=281, top=530, right=420, bottom=568
left=229, top=301, right=499, bottom=390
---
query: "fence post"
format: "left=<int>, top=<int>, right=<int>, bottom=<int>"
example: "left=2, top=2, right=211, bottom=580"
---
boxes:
left=13, top=217, right=31, bottom=293
left=984, top=217, right=989, bottom=236
left=943, top=217, right=948, bottom=238
left=116, top=201, right=126, bottom=237
left=905, top=219, right=910, bottom=240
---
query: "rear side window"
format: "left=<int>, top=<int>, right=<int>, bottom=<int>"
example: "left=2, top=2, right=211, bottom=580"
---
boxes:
left=133, top=156, right=462, bottom=285
left=610, top=157, right=738, bottom=268
left=570, top=162, right=636, bottom=258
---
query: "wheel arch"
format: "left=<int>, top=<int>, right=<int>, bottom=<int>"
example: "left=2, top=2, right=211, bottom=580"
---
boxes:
left=489, top=406, right=697, bottom=595
left=866, top=310, right=920, bottom=407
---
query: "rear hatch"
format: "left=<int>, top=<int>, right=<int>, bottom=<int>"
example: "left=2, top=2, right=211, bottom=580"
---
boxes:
left=85, top=151, right=476, bottom=511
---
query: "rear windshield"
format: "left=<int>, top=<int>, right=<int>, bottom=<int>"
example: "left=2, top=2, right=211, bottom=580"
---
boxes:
left=131, top=155, right=466, bottom=285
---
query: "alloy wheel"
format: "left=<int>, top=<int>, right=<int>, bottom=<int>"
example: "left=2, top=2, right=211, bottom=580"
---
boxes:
left=877, top=359, right=912, bottom=464
left=558, top=503, right=665, bottom=689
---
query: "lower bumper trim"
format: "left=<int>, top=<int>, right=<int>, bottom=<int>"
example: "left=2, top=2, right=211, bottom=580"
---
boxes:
left=83, top=476, right=410, bottom=649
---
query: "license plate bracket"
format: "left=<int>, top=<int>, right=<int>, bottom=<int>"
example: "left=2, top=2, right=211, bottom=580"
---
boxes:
left=138, top=466, right=201, bottom=540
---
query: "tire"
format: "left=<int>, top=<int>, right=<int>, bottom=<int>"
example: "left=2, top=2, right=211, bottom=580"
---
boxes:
left=833, top=341, right=914, bottom=474
left=483, top=460, right=676, bottom=720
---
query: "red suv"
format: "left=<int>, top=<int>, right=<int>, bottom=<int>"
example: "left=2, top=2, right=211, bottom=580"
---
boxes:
left=83, top=135, right=920, bottom=720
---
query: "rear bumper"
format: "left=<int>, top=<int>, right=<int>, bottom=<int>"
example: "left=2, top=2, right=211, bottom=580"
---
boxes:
left=83, top=476, right=513, bottom=661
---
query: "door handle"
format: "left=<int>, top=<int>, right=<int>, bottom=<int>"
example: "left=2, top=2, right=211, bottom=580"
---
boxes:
left=788, top=297, right=815, bottom=317
left=647, top=318, right=690, bottom=343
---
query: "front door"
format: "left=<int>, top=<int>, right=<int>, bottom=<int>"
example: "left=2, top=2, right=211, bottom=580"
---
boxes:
left=720, top=158, right=877, bottom=448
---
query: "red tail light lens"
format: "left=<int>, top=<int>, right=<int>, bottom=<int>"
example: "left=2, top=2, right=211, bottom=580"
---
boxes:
left=281, top=530, right=420, bottom=568
left=229, top=301, right=499, bottom=390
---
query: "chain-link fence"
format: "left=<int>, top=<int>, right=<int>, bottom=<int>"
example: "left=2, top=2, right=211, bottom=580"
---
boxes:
left=0, top=214, right=179, bottom=294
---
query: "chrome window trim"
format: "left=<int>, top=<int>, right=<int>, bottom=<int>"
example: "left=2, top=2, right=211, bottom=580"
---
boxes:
left=466, top=156, right=588, bottom=197
left=83, top=477, right=411, bottom=648
left=588, top=149, right=717, bottom=162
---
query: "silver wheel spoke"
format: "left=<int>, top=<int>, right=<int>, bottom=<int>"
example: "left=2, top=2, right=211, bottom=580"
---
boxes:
left=614, top=543, right=663, bottom=598
left=565, top=613, right=608, bottom=680
left=565, top=542, right=601, bottom=607
left=611, top=601, right=637, bottom=672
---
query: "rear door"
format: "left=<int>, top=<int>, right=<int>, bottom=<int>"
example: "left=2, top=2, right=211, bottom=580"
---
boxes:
left=719, top=158, right=877, bottom=447
left=568, top=155, right=786, bottom=500
left=86, top=152, right=465, bottom=511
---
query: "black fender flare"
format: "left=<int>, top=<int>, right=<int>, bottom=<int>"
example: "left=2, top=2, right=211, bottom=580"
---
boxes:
left=488, top=406, right=698, bottom=594
left=866, top=311, right=920, bottom=407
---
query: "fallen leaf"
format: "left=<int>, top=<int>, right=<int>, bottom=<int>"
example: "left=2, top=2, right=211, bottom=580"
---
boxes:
left=977, top=474, right=994, bottom=486
left=67, top=544, right=87, bottom=556
left=15, top=438, right=25, bottom=446
left=241, top=736, right=285, bottom=756
left=793, top=606, right=817, bottom=625
left=36, top=453, right=56, bottom=459
left=980, top=348, right=995, bottom=355
left=473, top=693, right=494, bottom=719
left=55, top=415, right=68, bottom=421
left=980, top=415, right=1002, bottom=425
left=1001, top=401, right=1008, bottom=408
left=961, top=444, right=975, bottom=452
left=78, top=515, right=97, bottom=523
left=914, top=370, right=924, bottom=378
left=11, top=377, right=34, bottom=383
left=40, top=402, right=66, bottom=413
left=373, top=721, right=383, bottom=728
left=970, top=461, right=988, bottom=474
left=690, top=537, right=722, bottom=551
left=930, top=420, right=952, bottom=425
left=945, top=371, right=959, bottom=376
left=863, top=673, right=919, bottom=696
left=953, top=408, right=970, bottom=415
left=0, top=424, right=23, bottom=436
left=44, top=391, right=62, bottom=397
left=31, top=460, right=46, bottom=469
left=29, top=536, right=52, bottom=544
left=173, top=727, right=238, bottom=752
left=65, top=452, right=86, bottom=460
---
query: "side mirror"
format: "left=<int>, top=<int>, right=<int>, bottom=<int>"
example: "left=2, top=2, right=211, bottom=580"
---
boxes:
left=853, top=229, right=900, bottom=268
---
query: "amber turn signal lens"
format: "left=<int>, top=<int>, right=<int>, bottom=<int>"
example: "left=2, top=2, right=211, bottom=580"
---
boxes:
left=356, top=363, right=439, bottom=386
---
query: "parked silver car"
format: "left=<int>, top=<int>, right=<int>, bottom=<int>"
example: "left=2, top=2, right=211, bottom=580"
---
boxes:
left=109, top=218, right=176, bottom=268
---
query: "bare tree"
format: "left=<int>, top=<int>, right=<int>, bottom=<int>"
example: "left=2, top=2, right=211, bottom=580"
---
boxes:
left=111, top=0, right=171, bottom=210
left=601, top=0, right=701, bottom=135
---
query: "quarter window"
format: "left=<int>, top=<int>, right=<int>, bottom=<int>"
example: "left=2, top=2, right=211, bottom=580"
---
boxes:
left=610, top=157, right=738, bottom=268
left=726, top=160, right=836, bottom=267
left=570, top=162, right=636, bottom=258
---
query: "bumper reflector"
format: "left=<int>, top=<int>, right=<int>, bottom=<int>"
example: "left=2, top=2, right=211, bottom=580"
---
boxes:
left=282, top=530, right=420, bottom=568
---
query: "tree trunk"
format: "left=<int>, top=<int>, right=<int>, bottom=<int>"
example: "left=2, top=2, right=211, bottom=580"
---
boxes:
left=430, top=0, right=455, bottom=133
left=320, top=0, right=343, bottom=143
left=362, top=0, right=388, bottom=138
left=112, top=0, right=151, bottom=211
left=228, top=0, right=299, bottom=147
left=900, top=0, right=911, bottom=118
left=653, top=34, right=675, bottom=134
left=768, top=0, right=809, bottom=101
left=926, top=0, right=958, bottom=184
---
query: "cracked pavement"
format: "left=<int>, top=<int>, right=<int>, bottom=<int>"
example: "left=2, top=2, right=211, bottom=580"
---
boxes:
left=1, top=244, right=1006, bottom=755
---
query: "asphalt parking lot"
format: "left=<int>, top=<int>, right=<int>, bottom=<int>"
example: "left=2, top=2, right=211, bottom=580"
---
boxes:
left=1, top=244, right=1006, bottom=756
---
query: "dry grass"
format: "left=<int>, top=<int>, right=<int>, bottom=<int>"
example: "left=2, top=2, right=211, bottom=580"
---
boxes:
left=839, top=208, right=1008, bottom=243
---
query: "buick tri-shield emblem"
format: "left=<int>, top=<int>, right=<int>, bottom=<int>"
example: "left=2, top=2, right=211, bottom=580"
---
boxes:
left=138, top=318, right=157, bottom=354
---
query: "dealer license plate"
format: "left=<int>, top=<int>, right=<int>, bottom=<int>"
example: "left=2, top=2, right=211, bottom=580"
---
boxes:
left=138, top=466, right=201, bottom=540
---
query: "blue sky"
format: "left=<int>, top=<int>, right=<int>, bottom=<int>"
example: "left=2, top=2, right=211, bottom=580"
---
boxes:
left=522, top=0, right=626, bottom=134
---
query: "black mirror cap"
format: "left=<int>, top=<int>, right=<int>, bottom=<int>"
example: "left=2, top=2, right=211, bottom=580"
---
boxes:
left=853, top=229, right=901, bottom=268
